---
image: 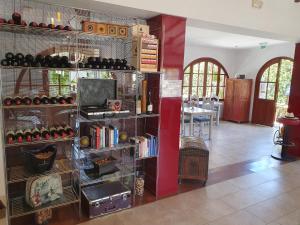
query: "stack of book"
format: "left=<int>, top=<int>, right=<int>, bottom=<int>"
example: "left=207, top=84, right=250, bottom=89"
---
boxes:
left=89, top=125, right=119, bottom=149
left=130, top=133, right=158, bottom=158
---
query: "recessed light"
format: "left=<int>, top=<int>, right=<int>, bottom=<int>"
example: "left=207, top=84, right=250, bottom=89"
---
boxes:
left=252, top=0, right=263, bottom=9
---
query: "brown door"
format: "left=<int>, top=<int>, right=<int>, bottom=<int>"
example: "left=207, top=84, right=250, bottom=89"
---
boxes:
left=252, top=58, right=292, bottom=126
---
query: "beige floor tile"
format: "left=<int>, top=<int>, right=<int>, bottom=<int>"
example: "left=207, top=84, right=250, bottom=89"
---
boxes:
left=272, top=209, right=300, bottom=225
left=207, top=210, right=266, bottom=225
left=228, top=173, right=271, bottom=189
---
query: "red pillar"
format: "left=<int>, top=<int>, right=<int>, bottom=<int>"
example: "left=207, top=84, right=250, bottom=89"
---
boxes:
left=147, top=15, right=186, bottom=198
left=288, top=43, right=300, bottom=156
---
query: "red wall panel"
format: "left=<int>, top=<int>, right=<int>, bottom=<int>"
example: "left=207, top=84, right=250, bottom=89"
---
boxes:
left=288, top=43, right=300, bottom=156
left=147, top=15, right=186, bottom=198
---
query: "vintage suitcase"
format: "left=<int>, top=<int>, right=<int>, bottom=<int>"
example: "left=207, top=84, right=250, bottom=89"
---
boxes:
left=82, top=181, right=131, bottom=218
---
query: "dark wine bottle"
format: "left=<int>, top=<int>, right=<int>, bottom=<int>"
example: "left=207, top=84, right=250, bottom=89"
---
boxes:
left=44, top=55, right=53, bottom=67
left=11, top=60, right=19, bottom=67
left=32, top=128, right=41, bottom=141
left=14, top=96, right=22, bottom=105
left=12, top=12, right=21, bottom=25
left=57, top=96, right=66, bottom=104
left=101, top=58, right=108, bottom=69
left=50, top=96, right=58, bottom=104
left=41, top=127, right=50, bottom=140
left=20, top=60, right=30, bottom=67
left=63, top=26, right=72, bottom=31
left=48, top=24, right=55, bottom=29
left=49, top=127, right=59, bottom=139
left=3, top=96, right=14, bottom=106
left=108, top=58, right=115, bottom=69
left=22, top=96, right=32, bottom=105
left=24, top=128, right=32, bottom=142
left=64, top=96, right=74, bottom=104
left=33, top=96, right=41, bottom=105
left=29, top=22, right=38, bottom=27
left=55, top=25, right=64, bottom=30
left=5, top=52, right=14, bottom=60
left=0, top=18, right=7, bottom=24
left=20, top=20, right=27, bottom=27
left=78, top=62, right=84, bottom=68
left=25, top=54, right=34, bottom=63
left=15, top=129, right=24, bottom=143
left=1, top=59, right=10, bottom=67
left=114, top=58, right=121, bottom=70
left=121, top=59, right=127, bottom=70
left=39, top=23, right=47, bottom=28
left=7, top=19, right=14, bottom=25
left=146, top=91, right=153, bottom=114
left=15, top=53, right=24, bottom=61
left=64, top=125, right=74, bottom=137
left=85, top=63, right=93, bottom=69
left=57, top=125, right=67, bottom=138
left=41, top=95, right=50, bottom=104
left=6, top=130, right=15, bottom=144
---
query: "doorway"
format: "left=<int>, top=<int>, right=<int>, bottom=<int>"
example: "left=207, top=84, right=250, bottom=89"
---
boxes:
left=252, top=57, right=294, bottom=126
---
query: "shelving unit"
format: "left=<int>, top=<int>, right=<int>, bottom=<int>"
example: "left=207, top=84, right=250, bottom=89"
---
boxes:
left=0, top=0, right=162, bottom=224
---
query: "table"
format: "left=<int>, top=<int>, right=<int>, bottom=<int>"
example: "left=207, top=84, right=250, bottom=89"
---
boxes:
left=182, top=107, right=216, bottom=140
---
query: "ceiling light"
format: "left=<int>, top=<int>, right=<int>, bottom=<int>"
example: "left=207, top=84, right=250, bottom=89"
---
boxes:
left=252, top=0, right=263, bottom=9
left=259, top=42, right=268, bottom=49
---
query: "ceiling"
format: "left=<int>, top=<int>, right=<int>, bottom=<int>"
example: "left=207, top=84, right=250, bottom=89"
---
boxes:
left=186, top=26, right=289, bottom=49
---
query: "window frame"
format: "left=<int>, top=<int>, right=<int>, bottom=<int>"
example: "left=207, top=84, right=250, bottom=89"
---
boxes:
left=183, top=57, right=229, bottom=100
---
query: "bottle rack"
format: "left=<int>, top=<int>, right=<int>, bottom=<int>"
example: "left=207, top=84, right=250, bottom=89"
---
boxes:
left=0, top=0, right=161, bottom=224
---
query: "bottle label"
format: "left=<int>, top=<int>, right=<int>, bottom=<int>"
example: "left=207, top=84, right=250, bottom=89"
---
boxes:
left=147, top=104, right=153, bottom=112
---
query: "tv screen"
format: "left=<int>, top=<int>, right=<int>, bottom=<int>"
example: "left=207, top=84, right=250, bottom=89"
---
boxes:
left=78, top=78, right=117, bottom=107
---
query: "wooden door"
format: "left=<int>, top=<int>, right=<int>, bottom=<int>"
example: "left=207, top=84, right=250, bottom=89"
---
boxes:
left=252, top=58, right=281, bottom=126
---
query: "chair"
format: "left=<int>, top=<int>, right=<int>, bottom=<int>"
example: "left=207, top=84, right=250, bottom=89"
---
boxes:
left=193, top=99, right=214, bottom=138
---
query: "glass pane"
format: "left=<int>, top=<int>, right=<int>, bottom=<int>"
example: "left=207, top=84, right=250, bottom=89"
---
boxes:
left=193, top=63, right=199, bottom=73
left=183, top=74, right=190, bottom=86
left=269, top=63, right=279, bottom=82
left=206, top=87, right=211, bottom=97
left=182, top=87, right=189, bottom=100
left=220, top=69, right=225, bottom=74
left=207, top=62, right=213, bottom=74
left=206, top=75, right=212, bottom=86
left=219, top=87, right=224, bottom=99
left=198, top=74, right=204, bottom=86
left=192, top=87, right=198, bottom=96
left=184, top=66, right=190, bottom=74
left=259, top=83, right=267, bottom=99
left=261, top=69, right=269, bottom=82
left=212, top=87, right=217, bottom=96
left=212, top=75, right=218, bottom=86
left=213, top=64, right=219, bottom=74
left=220, top=75, right=225, bottom=86
left=199, top=62, right=205, bottom=73
left=278, top=60, right=293, bottom=105
left=192, top=74, right=198, bottom=86
left=197, top=87, right=203, bottom=98
left=267, top=83, right=275, bottom=100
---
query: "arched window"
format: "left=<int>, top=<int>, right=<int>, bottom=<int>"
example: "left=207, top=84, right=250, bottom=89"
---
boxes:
left=183, top=58, right=229, bottom=100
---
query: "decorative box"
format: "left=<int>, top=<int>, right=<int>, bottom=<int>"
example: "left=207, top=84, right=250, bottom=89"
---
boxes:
left=82, top=21, right=97, bottom=33
left=132, top=24, right=149, bottom=36
left=108, top=24, right=118, bottom=36
left=117, top=26, right=128, bottom=38
left=96, top=23, right=108, bottom=35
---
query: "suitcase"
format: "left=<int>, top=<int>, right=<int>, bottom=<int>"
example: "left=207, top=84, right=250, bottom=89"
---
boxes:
left=82, top=181, right=131, bottom=218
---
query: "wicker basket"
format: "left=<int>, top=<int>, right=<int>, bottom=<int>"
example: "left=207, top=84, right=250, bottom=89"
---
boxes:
left=179, top=136, right=209, bottom=184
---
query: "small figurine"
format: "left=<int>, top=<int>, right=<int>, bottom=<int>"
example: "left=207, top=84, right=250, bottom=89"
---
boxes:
left=35, top=208, right=52, bottom=225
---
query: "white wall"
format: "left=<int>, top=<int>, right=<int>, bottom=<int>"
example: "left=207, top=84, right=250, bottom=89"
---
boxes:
left=184, top=44, right=237, bottom=76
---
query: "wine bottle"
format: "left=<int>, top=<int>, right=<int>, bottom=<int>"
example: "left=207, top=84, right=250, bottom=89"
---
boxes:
left=15, top=53, right=24, bottom=61
left=11, top=60, right=19, bottom=67
left=78, top=62, right=84, bottom=68
left=24, top=128, right=32, bottom=142
left=41, top=95, right=50, bottom=104
left=64, top=96, right=74, bottom=104
left=51, top=55, right=60, bottom=68
left=39, top=23, right=47, bottom=28
left=64, top=125, right=74, bottom=137
left=15, top=129, right=24, bottom=143
left=146, top=91, right=153, bottom=114
left=3, top=96, right=14, bottom=106
left=48, top=24, right=55, bottom=29
left=14, top=96, right=22, bottom=105
left=7, top=19, right=14, bottom=25
left=114, top=59, right=121, bottom=70
left=108, top=58, right=115, bottom=69
left=50, top=96, right=58, bottom=104
left=84, top=63, right=93, bottom=69
left=101, top=58, right=108, bottom=69
left=5, top=52, right=14, bottom=61
left=1, top=59, right=10, bottom=67
left=33, top=96, right=41, bottom=105
left=57, top=125, right=67, bottom=138
left=22, top=96, right=32, bottom=105
left=20, top=20, right=27, bottom=27
left=121, top=59, right=127, bottom=70
left=55, top=25, right=64, bottom=30
left=25, top=54, right=34, bottom=63
left=49, top=127, right=59, bottom=139
left=57, top=96, right=66, bottom=104
left=29, top=22, right=38, bottom=27
left=41, top=127, right=50, bottom=140
left=32, top=128, right=41, bottom=141
left=63, top=26, right=72, bottom=31
left=6, top=130, right=15, bottom=144
left=0, top=18, right=7, bottom=24
left=136, top=95, right=142, bottom=115
left=12, top=12, right=21, bottom=25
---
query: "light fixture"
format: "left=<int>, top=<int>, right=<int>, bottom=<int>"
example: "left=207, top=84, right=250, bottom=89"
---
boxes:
left=259, top=42, right=268, bottom=49
left=252, top=0, right=263, bottom=9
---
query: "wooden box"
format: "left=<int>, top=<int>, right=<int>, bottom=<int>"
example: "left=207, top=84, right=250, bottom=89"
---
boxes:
left=132, top=24, right=149, bottom=36
left=96, top=23, right=108, bottom=35
left=108, top=24, right=118, bottom=36
left=117, top=25, right=128, bottom=38
left=82, top=21, right=97, bottom=33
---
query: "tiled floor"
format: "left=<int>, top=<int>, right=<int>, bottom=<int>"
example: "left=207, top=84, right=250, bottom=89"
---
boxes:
left=79, top=160, right=300, bottom=225
left=207, top=121, right=276, bottom=169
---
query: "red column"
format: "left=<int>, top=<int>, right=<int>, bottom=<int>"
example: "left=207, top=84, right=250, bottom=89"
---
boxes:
left=288, top=43, right=300, bottom=156
left=147, top=15, right=186, bottom=198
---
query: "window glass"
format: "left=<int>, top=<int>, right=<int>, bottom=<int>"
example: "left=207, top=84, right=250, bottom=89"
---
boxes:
left=199, top=62, right=205, bottom=73
left=219, top=87, right=224, bottom=99
left=268, top=63, right=278, bottom=82
left=212, top=87, right=217, bottom=96
left=193, top=63, right=199, bottom=73
left=184, top=66, right=190, bottom=74
left=213, top=64, right=219, bottom=74
left=220, top=75, right=225, bottom=86
left=267, top=83, right=275, bottom=100
left=182, top=87, right=189, bottom=100
left=192, top=87, right=198, bottom=96
left=198, top=74, right=204, bottom=86
left=212, top=75, right=218, bottom=86
left=261, top=69, right=269, bottom=82
left=198, top=87, right=203, bottom=98
left=192, top=74, right=198, bottom=86
left=207, top=63, right=213, bottom=74
left=206, top=87, right=211, bottom=97
left=259, top=83, right=267, bottom=99
left=183, top=74, right=190, bottom=86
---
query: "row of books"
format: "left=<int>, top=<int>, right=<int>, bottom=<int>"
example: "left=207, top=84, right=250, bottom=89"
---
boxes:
left=89, top=125, right=119, bottom=149
left=130, top=133, right=158, bottom=158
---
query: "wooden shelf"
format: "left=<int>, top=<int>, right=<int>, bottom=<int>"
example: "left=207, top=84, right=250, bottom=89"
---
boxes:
left=10, top=186, right=79, bottom=219
left=80, top=143, right=136, bottom=154
left=5, top=137, right=74, bottom=148
left=78, top=113, right=160, bottom=123
left=3, top=104, right=77, bottom=109
left=7, top=159, right=77, bottom=184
